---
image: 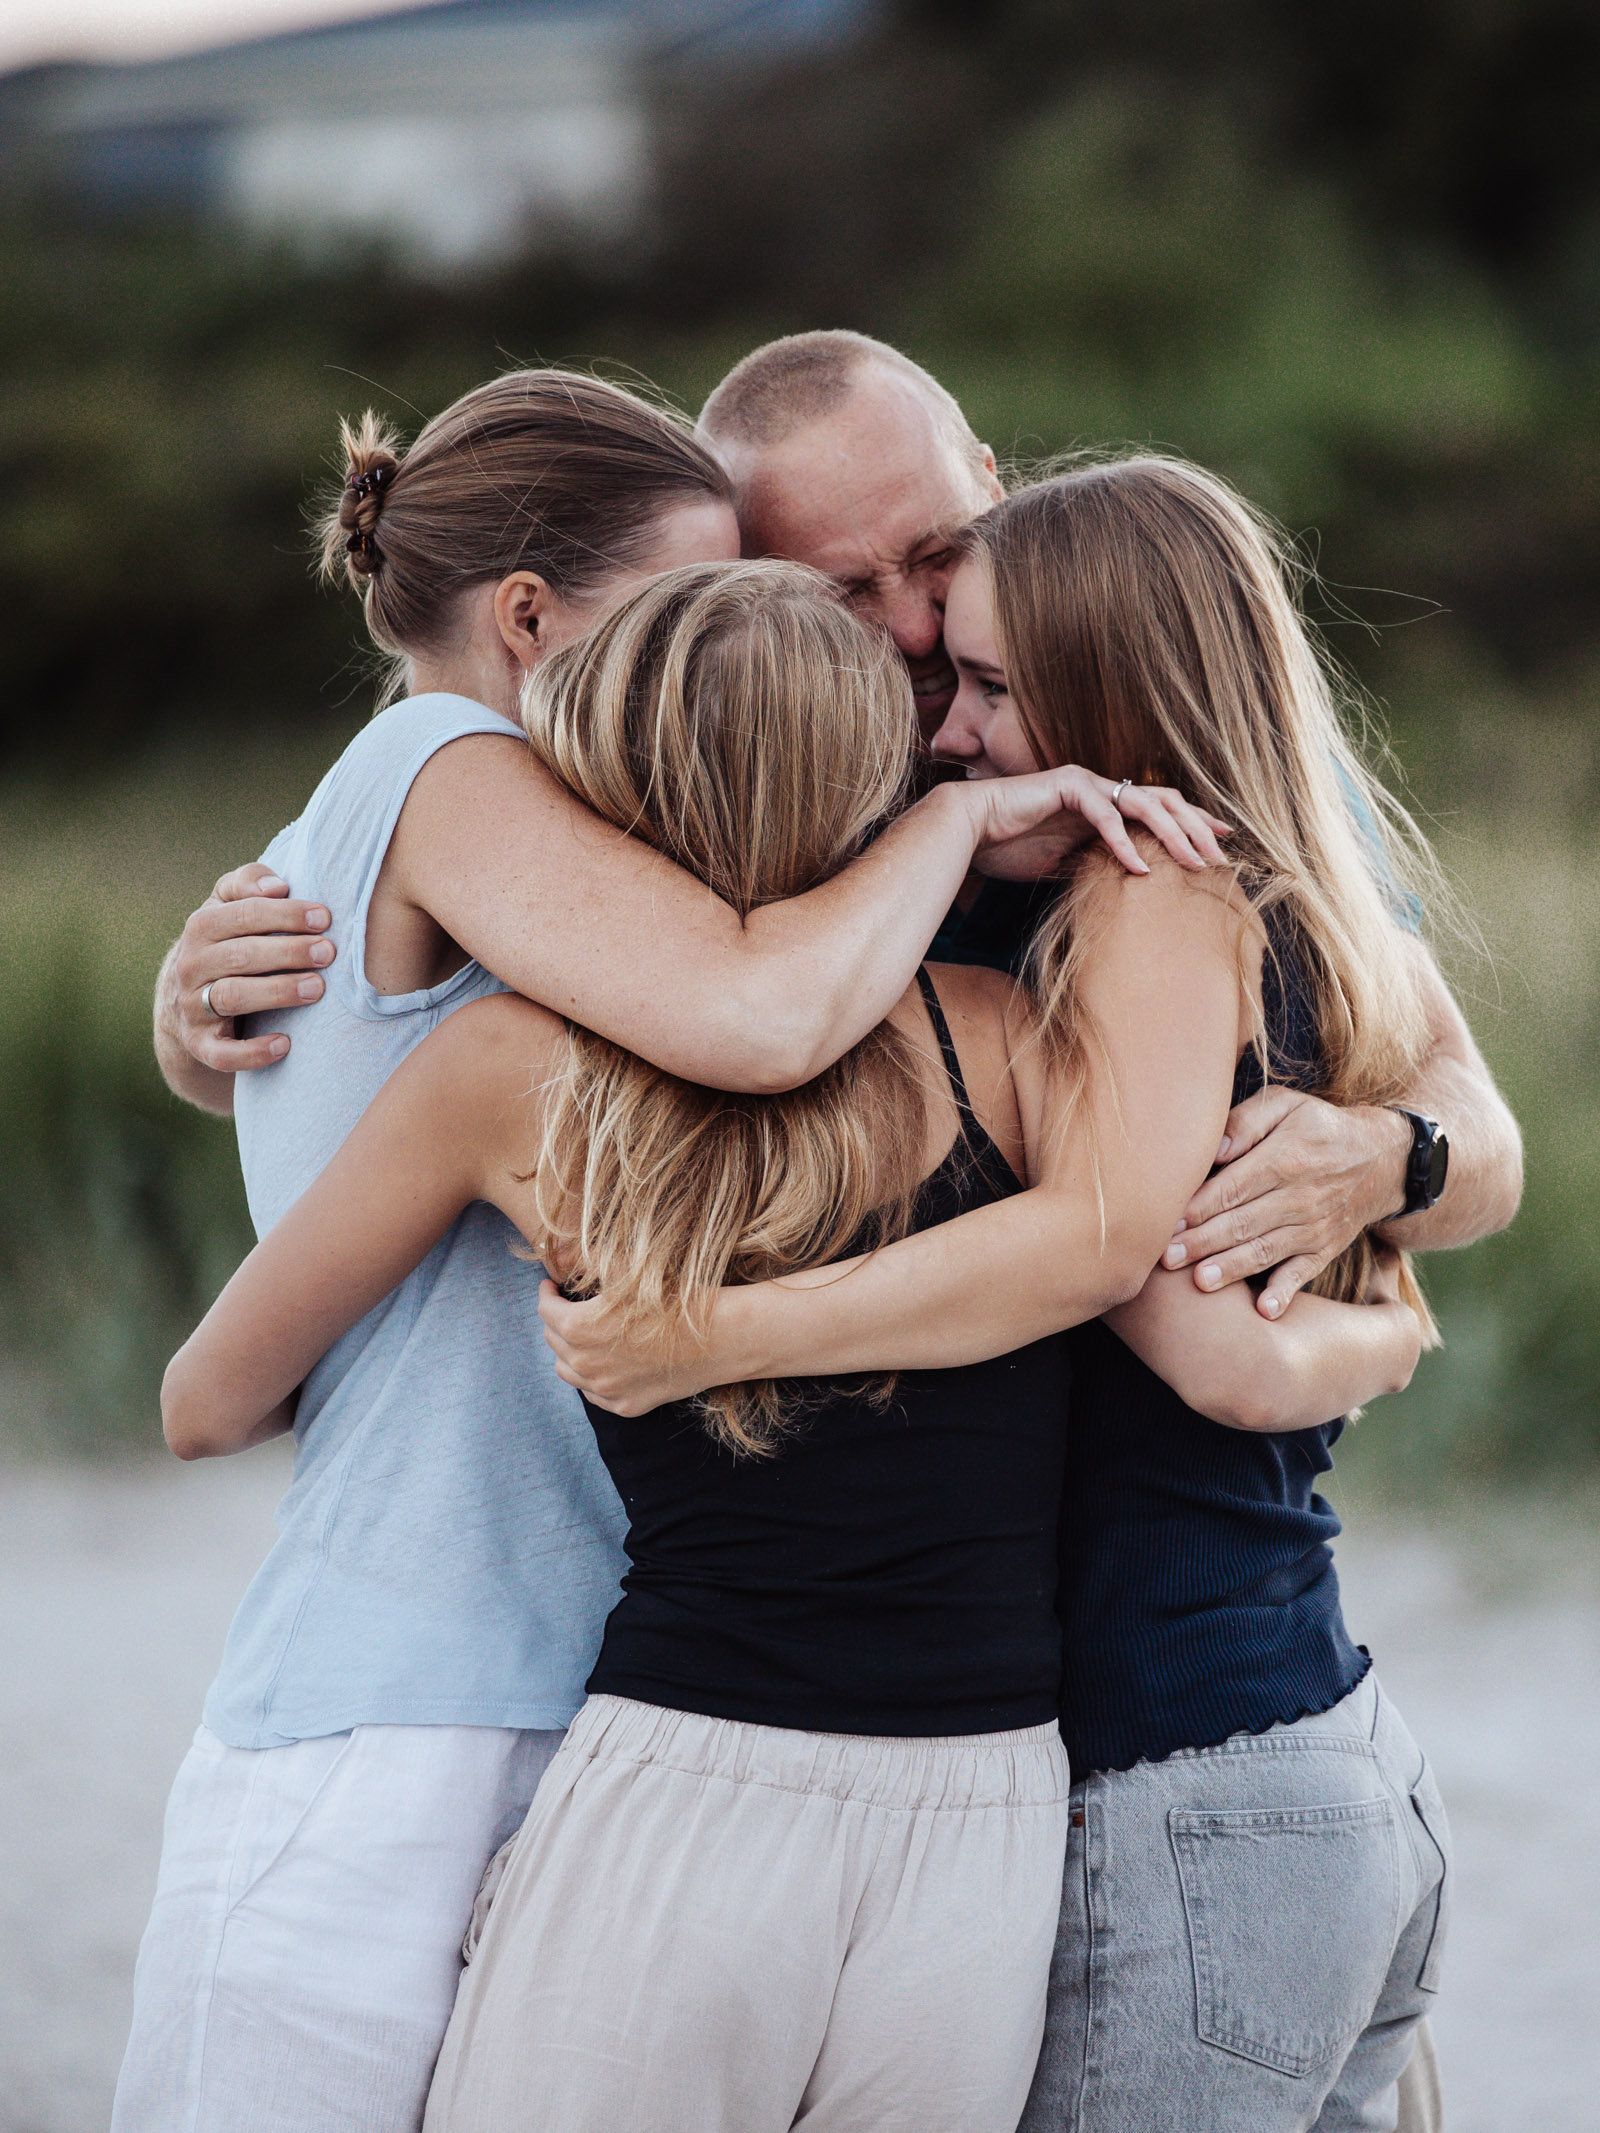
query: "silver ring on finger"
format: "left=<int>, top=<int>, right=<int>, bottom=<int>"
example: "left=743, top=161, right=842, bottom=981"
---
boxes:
left=200, top=982, right=224, bottom=1020
left=1110, top=778, right=1131, bottom=808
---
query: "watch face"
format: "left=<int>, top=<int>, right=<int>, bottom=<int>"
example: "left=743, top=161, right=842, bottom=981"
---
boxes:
left=1426, top=1130, right=1450, bottom=1201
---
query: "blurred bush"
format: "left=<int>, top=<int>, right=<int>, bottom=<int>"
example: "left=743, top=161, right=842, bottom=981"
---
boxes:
left=4, top=0, right=1599, bottom=756
left=2, top=0, right=1597, bottom=1473
left=0, top=739, right=351, bottom=1452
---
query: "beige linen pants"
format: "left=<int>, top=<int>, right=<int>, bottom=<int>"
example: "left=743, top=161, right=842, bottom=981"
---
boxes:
left=423, top=1694, right=1071, bottom=2133
left=1396, top=2019, right=1444, bottom=2133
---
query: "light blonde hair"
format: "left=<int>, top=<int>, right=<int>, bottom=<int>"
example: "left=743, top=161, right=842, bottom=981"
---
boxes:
left=967, top=454, right=1442, bottom=1334
left=519, top=560, right=927, bottom=1455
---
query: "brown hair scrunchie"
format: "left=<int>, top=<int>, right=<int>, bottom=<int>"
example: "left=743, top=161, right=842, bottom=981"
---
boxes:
left=339, top=456, right=397, bottom=577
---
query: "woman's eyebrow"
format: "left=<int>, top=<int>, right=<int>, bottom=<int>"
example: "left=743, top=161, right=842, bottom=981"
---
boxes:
left=953, top=653, right=1006, bottom=679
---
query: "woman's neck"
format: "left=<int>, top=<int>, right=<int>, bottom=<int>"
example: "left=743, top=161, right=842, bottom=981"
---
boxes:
left=407, top=646, right=519, bottom=721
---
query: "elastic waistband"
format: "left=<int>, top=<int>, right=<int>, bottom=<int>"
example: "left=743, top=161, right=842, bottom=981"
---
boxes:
left=564, top=1696, right=1070, bottom=1811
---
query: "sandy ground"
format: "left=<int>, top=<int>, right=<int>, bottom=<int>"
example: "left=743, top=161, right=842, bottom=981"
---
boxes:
left=0, top=1450, right=1596, bottom=2133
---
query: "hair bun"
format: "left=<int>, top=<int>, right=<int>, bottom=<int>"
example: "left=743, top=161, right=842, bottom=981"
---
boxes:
left=334, top=417, right=402, bottom=580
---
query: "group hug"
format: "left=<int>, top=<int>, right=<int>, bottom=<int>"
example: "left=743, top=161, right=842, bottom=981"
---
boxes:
left=116, top=332, right=1521, bottom=2133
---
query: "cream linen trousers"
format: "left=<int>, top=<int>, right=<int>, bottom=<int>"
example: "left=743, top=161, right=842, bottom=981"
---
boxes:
left=111, top=1721, right=564, bottom=2133
left=424, top=1694, right=1072, bottom=2133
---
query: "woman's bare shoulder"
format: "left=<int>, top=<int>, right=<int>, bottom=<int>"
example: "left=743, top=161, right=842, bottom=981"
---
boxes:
left=1069, top=844, right=1266, bottom=1052
left=386, top=729, right=576, bottom=891
left=1073, top=840, right=1260, bottom=944
left=918, top=962, right=1029, bottom=1174
left=923, top=958, right=1022, bottom=1025
left=384, top=993, right=571, bottom=1200
left=408, top=992, right=568, bottom=1110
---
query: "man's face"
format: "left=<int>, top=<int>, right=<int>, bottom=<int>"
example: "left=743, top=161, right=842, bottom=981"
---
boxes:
left=725, top=369, right=1003, bottom=741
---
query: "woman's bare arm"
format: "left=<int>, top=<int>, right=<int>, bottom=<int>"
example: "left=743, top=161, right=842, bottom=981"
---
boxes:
left=540, top=858, right=1250, bottom=1413
left=157, top=752, right=1230, bottom=1105
left=1103, top=1260, right=1422, bottom=1432
left=161, top=996, right=556, bottom=1457
left=387, top=738, right=970, bottom=1094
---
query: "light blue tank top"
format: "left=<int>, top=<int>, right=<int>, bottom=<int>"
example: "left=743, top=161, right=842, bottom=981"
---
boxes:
left=205, top=694, right=629, bottom=1749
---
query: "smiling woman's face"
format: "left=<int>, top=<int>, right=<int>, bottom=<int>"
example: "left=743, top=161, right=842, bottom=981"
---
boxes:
left=929, top=557, right=1045, bottom=779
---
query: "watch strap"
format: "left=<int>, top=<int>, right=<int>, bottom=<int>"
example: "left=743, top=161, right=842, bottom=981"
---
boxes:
left=1391, top=1107, right=1447, bottom=1217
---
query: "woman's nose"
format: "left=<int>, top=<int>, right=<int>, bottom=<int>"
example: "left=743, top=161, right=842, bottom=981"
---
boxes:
left=930, top=707, right=981, bottom=761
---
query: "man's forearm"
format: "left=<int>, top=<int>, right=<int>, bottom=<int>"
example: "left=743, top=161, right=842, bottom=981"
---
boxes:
left=1172, top=932, right=1523, bottom=1316
left=1376, top=1046, right=1522, bottom=1253
left=154, top=942, right=236, bottom=1117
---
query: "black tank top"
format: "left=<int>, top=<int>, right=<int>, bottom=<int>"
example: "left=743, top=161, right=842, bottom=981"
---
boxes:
left=582, top=971, right=1070, bottom=1738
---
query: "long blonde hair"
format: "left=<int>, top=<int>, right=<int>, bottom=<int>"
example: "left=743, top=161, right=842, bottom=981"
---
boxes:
left=520, top=560, right=927, bottom=1454
left=968, top=454, right=1441, bottom=1331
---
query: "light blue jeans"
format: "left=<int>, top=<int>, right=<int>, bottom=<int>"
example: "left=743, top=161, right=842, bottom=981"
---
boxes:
left=1018, top=1674, right=1451, bottom=2133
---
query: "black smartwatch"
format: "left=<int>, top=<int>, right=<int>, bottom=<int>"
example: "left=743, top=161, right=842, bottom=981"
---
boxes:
left=1390, top=1108, right=1449, bottom=1217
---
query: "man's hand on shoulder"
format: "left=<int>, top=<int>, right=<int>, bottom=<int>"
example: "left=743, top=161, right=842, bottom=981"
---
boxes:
left=154, top=863, right=337, bottom=1114
left=1164, top=1088, right=1412, bottom=1320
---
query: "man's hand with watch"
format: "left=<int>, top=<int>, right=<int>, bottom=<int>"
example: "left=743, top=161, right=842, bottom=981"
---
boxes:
left=1162, top=1088, right=1449, bottom=1322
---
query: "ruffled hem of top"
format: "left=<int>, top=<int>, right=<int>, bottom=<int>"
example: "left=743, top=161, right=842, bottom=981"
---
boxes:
left=1068, top=1647, right=1374, bottom=1777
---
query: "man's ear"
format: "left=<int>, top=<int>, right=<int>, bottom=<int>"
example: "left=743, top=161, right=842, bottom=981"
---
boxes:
left=978, top=445, right=1005, bottom=506
left=492, top=571, right=563, bottom=672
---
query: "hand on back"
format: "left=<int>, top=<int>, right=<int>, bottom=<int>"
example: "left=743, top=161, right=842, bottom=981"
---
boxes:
left=163, top=863, right=336, bottom=1072
left=965, top=766, right=1230, bottom=882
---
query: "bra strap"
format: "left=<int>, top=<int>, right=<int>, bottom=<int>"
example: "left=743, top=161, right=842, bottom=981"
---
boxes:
left=914, top=967, right=979, bottom=1127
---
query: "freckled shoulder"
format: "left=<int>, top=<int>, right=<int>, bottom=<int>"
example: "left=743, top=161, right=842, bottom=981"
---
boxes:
left=1069, top=844, right=1266, bottom=1052
left=414, top=992, right=569, bottom=1117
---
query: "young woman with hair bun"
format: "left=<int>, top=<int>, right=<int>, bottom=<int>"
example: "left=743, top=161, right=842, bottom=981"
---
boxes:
left=121, top=376, right=1223, bottom=2133
left=162, top=560, right=1420, bottom=2133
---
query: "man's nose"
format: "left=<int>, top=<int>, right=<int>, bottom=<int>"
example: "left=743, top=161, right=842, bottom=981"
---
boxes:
left=879, top=583, right=944, bottom=662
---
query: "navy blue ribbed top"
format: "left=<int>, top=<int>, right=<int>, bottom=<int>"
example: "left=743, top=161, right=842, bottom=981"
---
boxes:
left=948, top=882, right=1368, bottom=1774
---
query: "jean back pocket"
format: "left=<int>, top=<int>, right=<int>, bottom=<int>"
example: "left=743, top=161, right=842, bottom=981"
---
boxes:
left=1171, top=1796, right=1401, bottom=2077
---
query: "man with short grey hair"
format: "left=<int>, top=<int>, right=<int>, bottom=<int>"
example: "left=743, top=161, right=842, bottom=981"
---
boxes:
left=701, top=330, right=1002, bottom=741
